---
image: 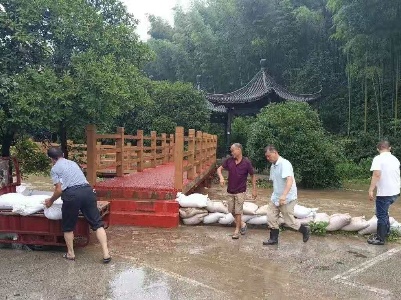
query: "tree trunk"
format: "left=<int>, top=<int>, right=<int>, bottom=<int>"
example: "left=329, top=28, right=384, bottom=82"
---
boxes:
left=59, top=121, right=68, bottom=159
left=347, top=52, right=352, bottom=136
left=1, top=131, right=14, bottom=157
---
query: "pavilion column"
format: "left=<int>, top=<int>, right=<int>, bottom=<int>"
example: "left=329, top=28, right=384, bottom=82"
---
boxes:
left=226, top=109, right=233, bottom=153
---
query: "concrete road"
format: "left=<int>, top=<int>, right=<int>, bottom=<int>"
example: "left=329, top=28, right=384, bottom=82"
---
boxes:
left=1, top=225, right=400, bottom=300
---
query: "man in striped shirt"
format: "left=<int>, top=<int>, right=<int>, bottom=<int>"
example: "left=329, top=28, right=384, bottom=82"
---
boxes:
left=45, top=147, right=111, bottom=263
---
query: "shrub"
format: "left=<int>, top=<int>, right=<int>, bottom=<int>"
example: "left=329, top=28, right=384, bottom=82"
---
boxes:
left=247, top=102, right=341, bottom=188
left=12, top=138, right=51, bottom=176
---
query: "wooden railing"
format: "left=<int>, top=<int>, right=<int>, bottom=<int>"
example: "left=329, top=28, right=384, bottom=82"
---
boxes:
left=86, top=125, right=217, bottom=191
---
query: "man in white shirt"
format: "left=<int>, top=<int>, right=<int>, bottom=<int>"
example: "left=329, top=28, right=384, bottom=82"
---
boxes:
left=368, top=140, right=400, bottom=245
left=263, top=145, right=310, bottom=245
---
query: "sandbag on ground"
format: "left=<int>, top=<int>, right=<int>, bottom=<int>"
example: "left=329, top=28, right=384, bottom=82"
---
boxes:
left=177, top=192, right=208, bottom=208
left=243, top=202, right=258, bottom=215
left=179, top=208, right=208, bottom=219
left=247, top=215, right=268, bottom=225
left=313, top=213, right=330, bottom=223
left=182, top=213, right=208, bottom=225
left=341, top=216, right=370, bottom=232
left=206, top=200, right=229, bottom=214
left=326, top=213, right=352, bottom=231
left=218, top=213, right=235, bottom=225
left=203, top=212, right=225, bottom=224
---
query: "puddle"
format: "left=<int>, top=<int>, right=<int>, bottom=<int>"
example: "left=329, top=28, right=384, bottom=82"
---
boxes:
left=109, top=267, right=172, bottom=300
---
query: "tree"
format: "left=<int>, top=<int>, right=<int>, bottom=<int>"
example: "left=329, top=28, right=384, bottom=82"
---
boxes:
left=247, top=102, right=340, bottom=188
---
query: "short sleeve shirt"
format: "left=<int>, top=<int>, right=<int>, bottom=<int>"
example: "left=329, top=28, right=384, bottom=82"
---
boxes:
left=222, top=157, right=254, bottom=194
left=269, top=156, right=297, bottom=205
left=370, top=152, right=400, bottom=196
left=51, top=158, right=89, bottom=190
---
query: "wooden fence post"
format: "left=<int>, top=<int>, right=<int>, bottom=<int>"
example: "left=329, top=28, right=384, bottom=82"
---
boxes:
left=126, top=142, right=132, bottom=171
left=137, top=130, right=144, bottom=172
left=151, top=131, right=156, bottom=168
left=174, top=127, right=184, bottom=191
left=188, top=129, right=195, bottom=180
left=196, top=131, right=203, bottom=174
left=169, top=134, right=174, bottom=162
left=96, top=142, right=101, bottom=170
left=86, top=125, right=97, bottom=186
left=116, top=127, right=124, bottom=177
left=162, top=133, right=168, bottom=164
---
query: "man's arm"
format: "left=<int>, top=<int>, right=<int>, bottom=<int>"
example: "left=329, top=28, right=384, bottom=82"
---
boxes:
left=217, top=165, right=225, bottom=186
left=45, top=183, right=62, bottom=208
left=251, top=174, right=257, bottom=199
left=280, top=176, right=294, bottom=199
left=368, top=170, right=381, bottom=201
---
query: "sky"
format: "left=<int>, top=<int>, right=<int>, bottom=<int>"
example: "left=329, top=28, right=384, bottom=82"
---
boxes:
left=121, top=0, right=191, bottom=40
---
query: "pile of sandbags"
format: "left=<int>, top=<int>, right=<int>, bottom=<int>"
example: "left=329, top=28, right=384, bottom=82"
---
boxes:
left=176, top=193, right=401, bottom=236
left=0, top=192, right=62, bottom=219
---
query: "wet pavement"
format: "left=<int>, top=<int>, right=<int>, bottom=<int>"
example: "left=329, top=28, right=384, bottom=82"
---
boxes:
left=1, top=225, right=401, bottom=300
left=1, top=176, right=401, bottom=299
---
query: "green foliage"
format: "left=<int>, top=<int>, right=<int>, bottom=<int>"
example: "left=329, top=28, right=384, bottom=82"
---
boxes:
left=335, top=158, right=372, bottom=181
left=247, top=102, right=341, bottom=188
left=12, top=139, right=50, bottom=176
left=309, top=221, right=329, bottom=236
left=119, top=81, right=210, bottom=134
left=231, top=116, right=256, bottom=156
left=387, top=229, right=400, bottom=242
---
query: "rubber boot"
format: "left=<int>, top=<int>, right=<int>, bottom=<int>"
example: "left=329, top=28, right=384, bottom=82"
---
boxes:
left=263, top=229, right=279, bottom=245
left=368, top=223, right=386, bottom=245
left=298, top=224, right=310, bottom=243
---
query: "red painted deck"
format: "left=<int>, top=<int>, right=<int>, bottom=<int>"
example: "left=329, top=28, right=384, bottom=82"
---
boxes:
left=94, top=162, right=216, bottom=228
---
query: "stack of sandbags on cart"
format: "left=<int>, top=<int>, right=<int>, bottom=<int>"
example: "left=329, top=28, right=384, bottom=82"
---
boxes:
left=0, top=192, right=63, bottom=219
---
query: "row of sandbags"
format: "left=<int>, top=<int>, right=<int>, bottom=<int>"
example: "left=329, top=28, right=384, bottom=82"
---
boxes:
left=0, top=193, right=62, bottom=220
left=176, top=193, right=401, bottom=235
left=177, top=193, right=317, bottom=226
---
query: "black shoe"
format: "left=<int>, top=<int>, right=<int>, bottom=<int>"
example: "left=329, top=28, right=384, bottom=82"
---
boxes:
left=368, top=224, right=386, bottom=245
left=299, top=224, right=310, bottom=243
left=263, top=229, right=279, bottom=245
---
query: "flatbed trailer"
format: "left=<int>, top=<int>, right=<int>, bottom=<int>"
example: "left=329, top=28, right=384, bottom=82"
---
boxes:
left=0, top=157, right=110, bottom=247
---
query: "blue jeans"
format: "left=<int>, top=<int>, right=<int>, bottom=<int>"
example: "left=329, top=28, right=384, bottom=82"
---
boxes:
left=376, top=195, right=399, bottom=233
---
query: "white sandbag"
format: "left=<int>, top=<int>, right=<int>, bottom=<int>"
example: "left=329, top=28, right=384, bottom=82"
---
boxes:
left=179, top=208, right=208, bottom=219
left=243, top=202, right=258, bottom=215
left=203, top=212, right=225, bottom=224
left=0, top=193, right=26, bottom=209
left=12, top=195, right=46, bottom=216
left=255, top=205, right=268, bottom=215
left=16, top=184, right=28, bottom=194
left=218, top=213, right=235, bottom=225
left=390, top=221, right=401, bottom=234
left=278, top=216, right=285, bottom=225
left=326, top=213, right=352, bottom=231
left=206, top=200, right=229, bottom=214
left=44, top=199, right=63, bottom=220
left=247, top=215, right=268, bottom=225
left=358, top=216, right=377, bottom=235
left=390, top=217, right=396, bottom=225
left=182, top=213, right=208, bottom=225
left=313, top=213, right=330, bottom=223
left=341, top=216, right=370, bottom=232
left=242, top=215, right=256, bottom=222
left=176, top=192, right=208, bottom=208
left=294, top=204, right=318, bottom=219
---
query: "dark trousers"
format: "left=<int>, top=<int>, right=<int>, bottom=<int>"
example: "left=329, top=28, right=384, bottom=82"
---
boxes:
left=61, top=185, right=103, bottom=232
left=376, top=195, right=399, bottom=234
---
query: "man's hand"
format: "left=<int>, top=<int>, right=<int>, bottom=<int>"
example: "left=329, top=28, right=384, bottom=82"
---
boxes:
left=368, top=189, right=375, bottom=202
left=252, top=189, right=257, bottom=200
left=279, top=195, right=286, bottom=206
left=44, top=198, right=53, bottom=208
left=219, top=178, right=225, bottom=187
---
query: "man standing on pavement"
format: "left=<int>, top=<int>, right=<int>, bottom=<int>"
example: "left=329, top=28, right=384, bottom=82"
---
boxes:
left=263, top=145, right=310, bottom=245
left=44, top=147, right=111, bottom=263
left=368, top=140, right=400, bottom=245
left=217, top=143, right=257, bottom=239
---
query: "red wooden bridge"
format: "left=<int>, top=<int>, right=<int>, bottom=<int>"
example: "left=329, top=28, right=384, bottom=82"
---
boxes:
left=83, top=125, right=218, bottom=228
